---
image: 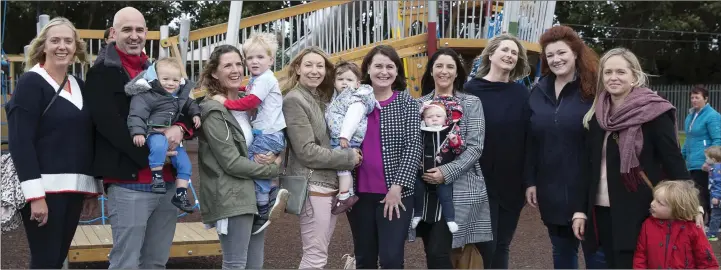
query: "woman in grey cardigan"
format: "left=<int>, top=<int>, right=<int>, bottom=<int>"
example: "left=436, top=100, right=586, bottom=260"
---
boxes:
left=415, top=48, right=492, bottom=268
left=282, top=46, right=362, bottom=269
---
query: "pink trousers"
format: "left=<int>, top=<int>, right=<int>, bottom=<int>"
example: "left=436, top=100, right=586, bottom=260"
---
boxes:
left=298, top=185, right=338, bottom=269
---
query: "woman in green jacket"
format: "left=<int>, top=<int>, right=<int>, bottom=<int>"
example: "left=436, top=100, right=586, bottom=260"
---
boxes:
left=196, top=45, right=282, bottom=269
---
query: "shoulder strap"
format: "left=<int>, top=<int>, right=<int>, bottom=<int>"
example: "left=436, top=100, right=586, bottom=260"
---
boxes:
left=41, top=75, right=69, bottom=117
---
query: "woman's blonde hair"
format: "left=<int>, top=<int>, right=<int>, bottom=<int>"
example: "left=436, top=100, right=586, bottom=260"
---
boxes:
left=282, top=46, right=335, bottom=104
left=242, top=31, right=279, bottom=59
left=653, top=180, right=701, bottom=221
left=582, top=48, right=650, bottom=129
left=475, top=34, right=530, bottom=82
left=25, top=17, right=88, bottom=71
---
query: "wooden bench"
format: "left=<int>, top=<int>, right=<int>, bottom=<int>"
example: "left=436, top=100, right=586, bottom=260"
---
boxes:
left=68, top=222, right=221, bottom=263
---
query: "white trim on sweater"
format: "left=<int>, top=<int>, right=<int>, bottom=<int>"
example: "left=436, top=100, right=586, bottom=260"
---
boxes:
left=20, top=174, right=102, bottom=201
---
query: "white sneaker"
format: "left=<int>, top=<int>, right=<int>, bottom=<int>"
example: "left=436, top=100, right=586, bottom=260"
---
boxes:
left=411, top=217, right=421, bottom=229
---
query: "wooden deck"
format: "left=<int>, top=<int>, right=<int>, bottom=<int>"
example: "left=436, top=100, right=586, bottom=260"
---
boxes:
left=68, top=222, right=221, bottom=263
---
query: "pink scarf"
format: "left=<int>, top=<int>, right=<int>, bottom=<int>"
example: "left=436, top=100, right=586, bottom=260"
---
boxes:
left=595, top=87, right=677, bottom=192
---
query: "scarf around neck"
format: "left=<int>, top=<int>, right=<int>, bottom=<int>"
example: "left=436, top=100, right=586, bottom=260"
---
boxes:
left=116, top=45, right=149, bottom=78
left=595, top=87, right=677, bottom=192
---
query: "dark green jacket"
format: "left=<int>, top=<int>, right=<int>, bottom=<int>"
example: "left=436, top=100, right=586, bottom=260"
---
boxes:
left=197, top=98, right=279, bottom=224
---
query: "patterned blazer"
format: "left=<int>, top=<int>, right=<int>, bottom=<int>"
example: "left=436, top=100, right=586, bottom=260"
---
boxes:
left=418, top=91, right=493, bottom=248
left=355, top=90, right=422, bottom=198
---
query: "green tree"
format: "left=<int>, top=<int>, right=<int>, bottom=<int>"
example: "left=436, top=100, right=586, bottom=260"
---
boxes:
left=555, top=1, right=721, bottom=84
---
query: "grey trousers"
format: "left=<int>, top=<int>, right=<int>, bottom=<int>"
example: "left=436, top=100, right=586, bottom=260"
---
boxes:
left=218, top=215, right=266, bottom=269
left=107, top=185, right=178, bottom=269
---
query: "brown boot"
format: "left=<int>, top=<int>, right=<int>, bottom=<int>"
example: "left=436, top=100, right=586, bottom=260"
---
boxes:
left=331, top=194, right=359, bottom=215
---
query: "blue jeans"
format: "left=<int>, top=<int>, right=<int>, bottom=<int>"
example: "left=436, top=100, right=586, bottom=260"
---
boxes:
left=414, top=177, right=455, bottom=222
left=330, top=138, right=361, bottom=176
left=147, top=134, right=191, bottom=180
left=247, top=131, right=285, bottom=206
left=547, top=224, right=606, bottom=269
left=708, top=204, right=721, bottom=237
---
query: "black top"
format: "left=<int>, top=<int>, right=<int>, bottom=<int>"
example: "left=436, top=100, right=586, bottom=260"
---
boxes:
left=525, top=74, right=593, bottom=225
left=465, top=78, right=530, bottom=211
left=5, top=71, right=93, bottom=182
left=576, top=111, right=689, bottom=252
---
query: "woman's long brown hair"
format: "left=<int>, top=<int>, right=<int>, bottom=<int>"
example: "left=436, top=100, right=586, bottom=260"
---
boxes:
left=539, top=25, right=599, bottom=101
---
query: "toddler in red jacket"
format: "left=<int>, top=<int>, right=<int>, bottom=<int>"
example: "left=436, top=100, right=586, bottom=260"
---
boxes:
left=633, top=180, right=719, bottom=269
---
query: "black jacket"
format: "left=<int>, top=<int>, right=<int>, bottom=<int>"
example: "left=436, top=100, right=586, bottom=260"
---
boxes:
left=576, top=111, right=689, bottom=253
left=85, top=45, right=196, bottom=181
left=525, top=75, right=592, bottom=225
left=465, top=78, right=530, bottom=211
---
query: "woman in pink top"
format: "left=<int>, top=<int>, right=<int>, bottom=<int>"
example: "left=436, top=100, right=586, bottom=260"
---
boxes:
left=346, top=45, right=422, bottom=269
left=571, top=48, right=697, bottom=268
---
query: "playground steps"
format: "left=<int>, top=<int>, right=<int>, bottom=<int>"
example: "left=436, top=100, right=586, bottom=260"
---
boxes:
left=68, top=222, right=221, bottom=263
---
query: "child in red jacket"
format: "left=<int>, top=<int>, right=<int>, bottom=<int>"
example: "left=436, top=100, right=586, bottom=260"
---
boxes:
left=633, top=180, right=719, bottom=269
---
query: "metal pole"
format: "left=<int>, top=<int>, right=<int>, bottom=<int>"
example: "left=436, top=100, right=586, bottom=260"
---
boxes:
left=159, top=25, right=169, bottom=58
left=38, top=14, right=50, bottom=34
left=178, top=18, right=191, bottom=65
left=427, top=0, right=438, bottom=56
left=226, top=1, right=244, bottom=46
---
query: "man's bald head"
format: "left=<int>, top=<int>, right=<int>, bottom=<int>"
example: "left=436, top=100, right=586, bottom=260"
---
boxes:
left=111, top=7, right=147, bottom=56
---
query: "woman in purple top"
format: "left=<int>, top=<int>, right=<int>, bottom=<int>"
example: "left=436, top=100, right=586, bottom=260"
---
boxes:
left=347, top=45, right=422, bottom=269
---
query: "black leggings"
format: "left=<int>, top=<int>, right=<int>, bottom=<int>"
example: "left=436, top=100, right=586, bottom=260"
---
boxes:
left=691, top=170, right=710, bottom=217
left=475, top=197, right=522, bottom=269
left=416, top=220, right=454, bottom=269
left=347, top=193, right=413, bottom=269
left=20, top=193, right=85, bottom=269
left=594, top=206, right=634, bottom=269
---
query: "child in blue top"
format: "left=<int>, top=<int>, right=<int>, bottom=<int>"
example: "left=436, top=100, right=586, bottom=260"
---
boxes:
left=705, top=146, right=721, bottom=241
left=211, top=32, right=288, bottom=235
left=325, top=61, right=379, bottom=215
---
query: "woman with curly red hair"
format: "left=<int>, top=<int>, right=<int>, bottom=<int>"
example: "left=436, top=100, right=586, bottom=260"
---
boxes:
left=524, top=25, right=606, bottom=268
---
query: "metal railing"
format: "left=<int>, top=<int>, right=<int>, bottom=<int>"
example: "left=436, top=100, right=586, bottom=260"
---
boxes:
left=654, top=84, right=721, bottom=131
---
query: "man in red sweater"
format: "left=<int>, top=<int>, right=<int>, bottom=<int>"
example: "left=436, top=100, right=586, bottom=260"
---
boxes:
left=85, top=7, right=195, bottom=269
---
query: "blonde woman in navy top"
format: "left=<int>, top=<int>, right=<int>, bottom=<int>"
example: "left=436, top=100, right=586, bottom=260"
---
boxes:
left=5, top=17, right=101, bottom=269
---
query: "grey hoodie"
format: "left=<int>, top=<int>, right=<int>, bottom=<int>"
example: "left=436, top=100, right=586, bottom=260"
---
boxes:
left=125, top=70, right=200, bottom=136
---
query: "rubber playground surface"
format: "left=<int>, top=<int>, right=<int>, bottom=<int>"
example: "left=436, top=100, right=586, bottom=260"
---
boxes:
left=2, top=140, right=719, bottom=269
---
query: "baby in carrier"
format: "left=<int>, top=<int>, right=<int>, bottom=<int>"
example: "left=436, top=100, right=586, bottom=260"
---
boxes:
left=412, top=95, right=464, bottom=233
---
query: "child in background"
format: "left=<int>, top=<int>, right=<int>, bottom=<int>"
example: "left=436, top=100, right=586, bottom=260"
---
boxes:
left=325, top=61, right=378, bottom=215
left=126, top=57, right=201, bottom=213
left=211, top=32, right=288, bottom=235
left=633, top=180, right=718, bottom=269
left=705, top=146, right=721, bottom=241
left=412, top=96, right=464, bottom=233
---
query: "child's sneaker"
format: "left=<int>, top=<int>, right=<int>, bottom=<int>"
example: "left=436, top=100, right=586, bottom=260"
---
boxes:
left=252, top=187, right=288, bottom=235
left=268, top=187, right=289, bottom=221
left=708, top=234, right=718, bottom=241
left=331, top=195, right=359, bottom=215
left=151, top=172, right=166, bottom=194
left=171, top=192, right=194, bottom=213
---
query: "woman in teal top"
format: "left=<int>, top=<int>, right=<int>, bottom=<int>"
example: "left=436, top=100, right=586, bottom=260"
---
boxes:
left=682, top=86, right=721, bottom=217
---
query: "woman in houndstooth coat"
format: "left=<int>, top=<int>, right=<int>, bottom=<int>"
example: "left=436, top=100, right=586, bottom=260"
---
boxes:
left=415, top=48, right=492, bottom=268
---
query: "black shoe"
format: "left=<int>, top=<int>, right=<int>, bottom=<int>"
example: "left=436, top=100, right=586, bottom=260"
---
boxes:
left=171, top=193, right=194, bottom=213
left=151, top=174, right=166, bottom=194
left=251, top=212, right=270, bottom=235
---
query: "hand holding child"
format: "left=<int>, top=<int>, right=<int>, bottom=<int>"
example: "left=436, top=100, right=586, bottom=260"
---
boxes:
left=713, top=198, right=719, bottom=206
left=212, top=95, right=227, bottom=104
left=340, top=138, right=350, bottom=148
left=133, top=135, right=146, bottom=147
left=193, top=116, right=201, bottom=128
